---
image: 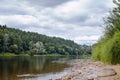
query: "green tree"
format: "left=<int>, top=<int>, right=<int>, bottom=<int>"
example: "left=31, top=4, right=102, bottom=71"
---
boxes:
left=9, top=44, right=18, bottom=53
left=29, top=41, right=45, bottom=55
left=3, top=33, right=9, bottom=54
left=92, top=0, right=120, bottom=64
left=0, top=25, right=91, bottom=56
left=103, top=0, right=120, bottom=39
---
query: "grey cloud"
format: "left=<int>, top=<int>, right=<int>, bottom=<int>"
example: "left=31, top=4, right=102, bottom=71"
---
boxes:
left=54, top=14, right=89, bottom=24
left=86, top=0, right=113, bottom=13
left=0, top=7, right=28, bottom=15
left=4, top=22, right=29, bottom=30
left=25, top=0, right=71, bottom=7
left=0, top=0, right=71, bottom=15
left=52, top=13, right=102, bottom=27
left=0, top=1, right=30, bottom=15
left=0, top=0, right=114, bottom=44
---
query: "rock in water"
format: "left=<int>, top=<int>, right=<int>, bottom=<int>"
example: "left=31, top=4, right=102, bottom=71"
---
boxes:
left=97, top=68, right=117, bottom=77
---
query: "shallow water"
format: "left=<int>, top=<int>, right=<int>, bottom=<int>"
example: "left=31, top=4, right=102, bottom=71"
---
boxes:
left=0, top=56, right=82, bottom=80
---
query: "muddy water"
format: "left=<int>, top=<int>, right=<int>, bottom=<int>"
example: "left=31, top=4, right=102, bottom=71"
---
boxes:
left=0, top=56, right=83, bottom=80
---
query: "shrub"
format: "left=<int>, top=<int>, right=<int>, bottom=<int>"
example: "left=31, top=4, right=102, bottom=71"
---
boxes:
left=92, top=32, right=120, bottom=64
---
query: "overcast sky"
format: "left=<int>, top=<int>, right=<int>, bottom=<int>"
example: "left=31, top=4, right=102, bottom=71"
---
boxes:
left=0, top=0, right=115, bottom=45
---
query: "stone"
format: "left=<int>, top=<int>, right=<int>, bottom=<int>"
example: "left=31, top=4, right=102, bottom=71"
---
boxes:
left=97, top=68, right=117, bottom=77
left=87, top=74, right=98, bottom=80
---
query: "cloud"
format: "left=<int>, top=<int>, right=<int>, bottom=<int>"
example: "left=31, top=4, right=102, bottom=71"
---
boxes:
left=25, top=0, right=71, bottom=7
left=0, top=0, right=115, bottom=44
left=73, top=35, right=100, bottom=45
left=53, top=0, right=113, bottom=19
left=74, top=35, right=100, bottom=41
left=0, top=15, right=39, bottom=29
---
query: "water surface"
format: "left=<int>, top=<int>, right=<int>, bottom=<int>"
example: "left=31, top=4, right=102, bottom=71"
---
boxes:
left=0, top=56, right=82, bottom=80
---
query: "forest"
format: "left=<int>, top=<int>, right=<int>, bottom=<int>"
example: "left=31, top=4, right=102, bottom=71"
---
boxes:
left=0, top=25, right=91, bottom=56
left=92, top=0, right=120, bottom=64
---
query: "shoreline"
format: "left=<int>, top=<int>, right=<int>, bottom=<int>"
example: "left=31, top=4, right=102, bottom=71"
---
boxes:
left=56, top=59, right=120, bottom=80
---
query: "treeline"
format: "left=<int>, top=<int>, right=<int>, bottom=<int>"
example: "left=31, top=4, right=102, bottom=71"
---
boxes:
left=92, top=0, right=120, bottom=64
left=0, top=25, right=91, bottom=56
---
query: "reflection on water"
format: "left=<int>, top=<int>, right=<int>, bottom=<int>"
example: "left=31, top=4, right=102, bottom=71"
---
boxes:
left=0, top=56, right=82, bottom=80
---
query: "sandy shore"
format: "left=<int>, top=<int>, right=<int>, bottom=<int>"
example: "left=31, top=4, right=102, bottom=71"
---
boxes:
left=56, top=59, right=120, bottom=80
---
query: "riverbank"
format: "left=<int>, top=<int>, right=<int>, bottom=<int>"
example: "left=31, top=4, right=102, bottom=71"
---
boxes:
left=0, top=53, right=29, bottom=56
left=0, top=53, right=66, bottom=56
left=56, top=59, right=120, bottom=80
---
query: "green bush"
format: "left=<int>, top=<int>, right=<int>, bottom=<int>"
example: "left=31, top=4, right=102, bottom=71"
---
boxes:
left=92, top=0, right=120, bottom=64
left=92, top=32, right=120, bottom=64
left=110, top=32, right=120, bottom=64
left=100, top=39, right=113, bottom=64
left=0, top=53, right=17, bottom=56
left=92, top=43, right=101, bottom=61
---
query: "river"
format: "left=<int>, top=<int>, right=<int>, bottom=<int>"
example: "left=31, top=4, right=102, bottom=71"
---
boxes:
left=0, top=56, right=83, bottom=80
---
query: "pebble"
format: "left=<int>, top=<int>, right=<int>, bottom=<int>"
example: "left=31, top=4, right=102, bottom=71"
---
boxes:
left=87, top=74, right=98, bottom=80
left=55, top=60, right=118, bottom=80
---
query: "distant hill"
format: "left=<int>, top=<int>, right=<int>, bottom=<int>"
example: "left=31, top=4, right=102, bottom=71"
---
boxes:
left=0, top=25, right=91, bottom=56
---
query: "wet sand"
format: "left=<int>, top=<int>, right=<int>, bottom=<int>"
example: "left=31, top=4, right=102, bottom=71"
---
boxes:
left=56, top=59, right=120, bottom=80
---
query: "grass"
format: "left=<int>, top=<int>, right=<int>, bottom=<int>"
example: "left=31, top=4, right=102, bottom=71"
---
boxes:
left=46, top=53, right=65, bottom=56
left=0, top=53, right=17, bottom=56
left=18, top=53, right=30, bottom=56
left=0, top=53, right=65, bottom=57
left=92, top=32, right=120, bottom=64
left=0, top=53, right=30, bottom=56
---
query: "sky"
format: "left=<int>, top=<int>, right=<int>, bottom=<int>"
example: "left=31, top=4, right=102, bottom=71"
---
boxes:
left=0, top=0, right=115, bottom=45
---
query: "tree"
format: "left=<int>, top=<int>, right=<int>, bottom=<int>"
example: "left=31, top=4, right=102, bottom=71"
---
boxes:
left=29, top=41, right=45, bottom=55
left=92, top=0, right=120, bottom=64
left=103, top=0, right=120, bottom=39
left=9, top=44, right=18, bottom=53
left=0, top=25, right=90, bottom=56
left=0, top=34, right=3, bottom=53
left=3, top=33, right=9, bottom=53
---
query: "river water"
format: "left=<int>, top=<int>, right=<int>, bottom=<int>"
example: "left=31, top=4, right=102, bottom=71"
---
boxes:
left=0, top=56, right=82, bottom=80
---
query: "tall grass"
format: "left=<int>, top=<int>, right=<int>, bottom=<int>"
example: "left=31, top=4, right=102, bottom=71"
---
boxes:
left=92, top=32, right=120, bottom=64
